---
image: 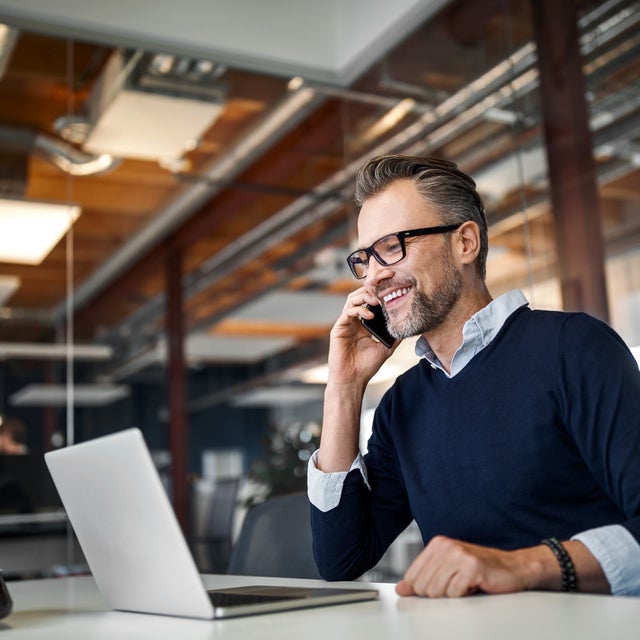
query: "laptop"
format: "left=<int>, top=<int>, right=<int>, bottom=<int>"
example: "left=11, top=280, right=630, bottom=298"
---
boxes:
left=44, top=428, right=378, bottom=619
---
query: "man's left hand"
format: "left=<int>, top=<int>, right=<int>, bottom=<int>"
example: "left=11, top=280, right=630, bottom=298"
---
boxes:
left=396, top=535, right=544, bottom=598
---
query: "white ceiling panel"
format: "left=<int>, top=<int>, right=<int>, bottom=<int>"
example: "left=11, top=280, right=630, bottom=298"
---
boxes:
left=0, top=0, right=451, bottom=85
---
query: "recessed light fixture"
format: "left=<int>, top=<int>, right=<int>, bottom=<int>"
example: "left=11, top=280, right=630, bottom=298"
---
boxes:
left=0, top=342, right=112, bottom=360
left=9, top=383, right=129, bottom=407
left=82, top=50, right=226, bottom=165
left=0, top=199, right=80, bottom=265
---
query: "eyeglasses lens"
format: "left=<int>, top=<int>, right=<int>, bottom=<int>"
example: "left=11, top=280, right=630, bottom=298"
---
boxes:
left=348, top=234, right=405, bottom=279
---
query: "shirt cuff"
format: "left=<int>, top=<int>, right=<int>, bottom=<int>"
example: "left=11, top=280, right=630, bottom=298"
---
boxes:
left=307, top=450, right=369, bottom=512
left=572, top=525, right=640, bottom=596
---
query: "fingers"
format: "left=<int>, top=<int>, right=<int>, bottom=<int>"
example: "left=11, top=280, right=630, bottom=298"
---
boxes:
left=343, top=288, right=380, bottom=321
left=397, top=536, right=517, bottom=599
left=327, top=288, right=392, bottom=382
left=395, top=580, right=416, bottom=596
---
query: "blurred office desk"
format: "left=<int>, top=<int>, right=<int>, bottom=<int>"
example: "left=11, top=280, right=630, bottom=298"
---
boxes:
left=3, top=574, right=640, bottom=639
left=0, top=512, right=85, bottom=579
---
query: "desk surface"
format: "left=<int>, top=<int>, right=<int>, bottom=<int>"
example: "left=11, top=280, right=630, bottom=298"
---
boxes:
left=2, top=574, right=639, bottom=639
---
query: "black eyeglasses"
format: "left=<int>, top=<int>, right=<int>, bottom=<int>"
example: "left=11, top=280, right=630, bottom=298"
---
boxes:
left=346, top=223, right=461, bottom=279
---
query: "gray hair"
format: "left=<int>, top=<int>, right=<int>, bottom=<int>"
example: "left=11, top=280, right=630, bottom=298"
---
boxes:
left=354, top=155, right=489, bottom=278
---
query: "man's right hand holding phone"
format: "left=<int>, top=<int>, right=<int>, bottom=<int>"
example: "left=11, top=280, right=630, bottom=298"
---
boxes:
left=327, top=288, right=398, bottom=389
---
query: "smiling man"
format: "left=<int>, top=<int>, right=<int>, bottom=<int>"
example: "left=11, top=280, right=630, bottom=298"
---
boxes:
left=307, top=154, right=640, bottom=597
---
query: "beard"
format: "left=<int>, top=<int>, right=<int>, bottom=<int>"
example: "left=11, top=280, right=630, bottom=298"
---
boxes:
left=383, top=247, right=463, bottom=340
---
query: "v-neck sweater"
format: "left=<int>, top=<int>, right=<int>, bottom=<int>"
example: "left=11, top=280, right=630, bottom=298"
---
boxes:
left=311, top=306, right=640, bottom=581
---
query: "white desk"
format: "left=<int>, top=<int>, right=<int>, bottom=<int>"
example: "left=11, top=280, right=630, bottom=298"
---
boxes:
left=2, top=574, right=639, bottom=639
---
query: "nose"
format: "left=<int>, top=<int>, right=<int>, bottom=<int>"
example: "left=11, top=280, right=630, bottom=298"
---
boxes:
left=364, top=257, right=393, bottom=288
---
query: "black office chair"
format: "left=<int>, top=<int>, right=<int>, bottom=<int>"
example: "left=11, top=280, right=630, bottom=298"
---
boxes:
left=227, top=492, right=321, bottom=579
left=194, top=477, right=240, bottom=574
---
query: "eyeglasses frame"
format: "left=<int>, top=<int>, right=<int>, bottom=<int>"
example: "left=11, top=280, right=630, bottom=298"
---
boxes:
left=346, top=223, right=462, bottom=279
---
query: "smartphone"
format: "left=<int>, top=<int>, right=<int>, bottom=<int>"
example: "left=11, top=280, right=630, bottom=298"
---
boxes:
left=361, top=303, right=395, bottom=348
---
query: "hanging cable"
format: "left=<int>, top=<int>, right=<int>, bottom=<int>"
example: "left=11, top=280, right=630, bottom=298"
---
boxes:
left=65, top=38, right=75, bottom=448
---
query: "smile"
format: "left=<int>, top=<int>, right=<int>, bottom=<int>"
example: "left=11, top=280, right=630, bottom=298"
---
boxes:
left=382, top=287, right=411, bottom=303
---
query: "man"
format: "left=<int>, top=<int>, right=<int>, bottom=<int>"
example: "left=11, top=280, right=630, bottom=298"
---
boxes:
left=0, top=418, right=28, bottom=455
left=308, top=154, right=640, bottom=597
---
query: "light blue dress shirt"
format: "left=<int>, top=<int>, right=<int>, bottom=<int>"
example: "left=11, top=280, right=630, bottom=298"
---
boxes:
left=308, top=290, right=640, bottom=595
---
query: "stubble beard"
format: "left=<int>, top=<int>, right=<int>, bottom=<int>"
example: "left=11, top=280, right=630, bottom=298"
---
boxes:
left=384, top=249, right=463, bottom=340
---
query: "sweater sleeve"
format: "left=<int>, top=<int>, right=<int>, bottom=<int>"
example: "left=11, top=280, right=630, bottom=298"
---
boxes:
left=310, top=392, right=414, bottom=581
left=557, top=314, right=640, bottom=543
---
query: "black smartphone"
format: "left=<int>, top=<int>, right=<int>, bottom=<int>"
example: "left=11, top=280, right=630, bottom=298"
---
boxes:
left=361, top=303, right=395, bottom=348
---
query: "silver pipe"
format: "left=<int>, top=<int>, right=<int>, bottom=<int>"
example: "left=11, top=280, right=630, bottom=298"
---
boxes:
left=0, top=124, right=119, bottom=176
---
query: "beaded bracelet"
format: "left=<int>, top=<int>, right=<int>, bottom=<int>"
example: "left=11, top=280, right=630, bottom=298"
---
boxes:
left=541, top=537, right=577, bottom=592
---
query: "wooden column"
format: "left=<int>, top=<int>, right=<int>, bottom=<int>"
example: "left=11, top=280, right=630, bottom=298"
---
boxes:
left=531, top=0, right=609, bottom=321
left=165, top=249, right=189, bottom=534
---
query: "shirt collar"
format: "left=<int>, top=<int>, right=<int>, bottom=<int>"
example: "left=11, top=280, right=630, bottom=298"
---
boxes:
left=415, top=289, right=529, bottom=377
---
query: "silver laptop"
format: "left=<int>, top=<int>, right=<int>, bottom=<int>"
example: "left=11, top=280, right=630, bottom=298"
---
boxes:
left=44, top=428, right=378, bottom=619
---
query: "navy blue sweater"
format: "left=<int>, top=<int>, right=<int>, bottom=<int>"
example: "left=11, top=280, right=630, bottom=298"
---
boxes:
left=311, top=307, right=640, bottom=581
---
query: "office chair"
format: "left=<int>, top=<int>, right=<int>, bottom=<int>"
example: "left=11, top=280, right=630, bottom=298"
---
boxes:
left=194, top=477, right=240, bottom=574
left=227, top=492, right=321, bottom=579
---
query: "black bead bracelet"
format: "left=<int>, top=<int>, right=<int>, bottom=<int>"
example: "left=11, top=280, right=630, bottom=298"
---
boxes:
left=541, top=537, right=577, bottom=592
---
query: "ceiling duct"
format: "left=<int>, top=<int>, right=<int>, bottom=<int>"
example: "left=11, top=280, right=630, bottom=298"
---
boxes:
left=82, top=50, right=227, bottom=167
left=0, top=124, right=118, bottom=176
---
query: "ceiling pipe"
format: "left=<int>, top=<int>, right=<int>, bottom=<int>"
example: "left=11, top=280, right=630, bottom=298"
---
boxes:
left=0, top=124, right=119, bottom=176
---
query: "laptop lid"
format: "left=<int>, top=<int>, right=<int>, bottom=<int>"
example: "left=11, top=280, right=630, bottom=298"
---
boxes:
left=45, top=428, right=378, bottom=619
left=45, top=428, right=215, bottom=619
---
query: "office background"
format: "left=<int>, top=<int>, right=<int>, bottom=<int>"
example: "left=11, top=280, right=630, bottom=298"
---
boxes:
left=0, top=0, right=638, bottom=580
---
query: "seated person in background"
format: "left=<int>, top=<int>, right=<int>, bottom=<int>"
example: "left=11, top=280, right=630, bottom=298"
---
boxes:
left=308, top=154, right=640, bottom=597
left=0, top=417, right=31, bottom=512
left=0, top=418, right=28, bottom=455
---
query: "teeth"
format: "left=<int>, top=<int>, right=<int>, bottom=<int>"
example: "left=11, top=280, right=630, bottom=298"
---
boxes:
left=383, top=287, right=410, bottom=303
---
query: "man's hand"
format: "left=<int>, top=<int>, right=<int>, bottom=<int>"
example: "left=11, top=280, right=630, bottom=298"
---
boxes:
left=327, top=286, right=397, bottom=386
left=396, top=535, right=611, bottom=597
left=396, top=536, right=546, bottom=598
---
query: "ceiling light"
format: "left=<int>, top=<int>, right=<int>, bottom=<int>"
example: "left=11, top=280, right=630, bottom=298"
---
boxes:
left=0, top=199, right=80, bottom=264
left=0, top=342, right=112, bottom=360
left=84, top=90, right=224, bottom=162
left=83, top=50, right=226, bottom=164
left=230, top=385, right=325, bottom=407
left=9, top=383, right=129, bottom=407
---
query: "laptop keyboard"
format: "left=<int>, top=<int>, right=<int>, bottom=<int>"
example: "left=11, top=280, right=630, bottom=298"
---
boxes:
left=208, top=591, right=300, bottom=607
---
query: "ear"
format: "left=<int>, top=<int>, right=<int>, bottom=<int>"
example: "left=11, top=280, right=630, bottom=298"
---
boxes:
left=454, top=221, right=481, bottom=267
